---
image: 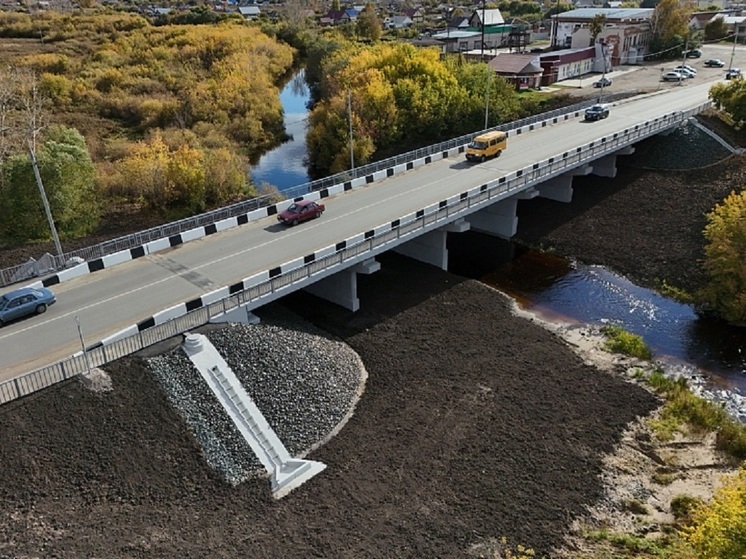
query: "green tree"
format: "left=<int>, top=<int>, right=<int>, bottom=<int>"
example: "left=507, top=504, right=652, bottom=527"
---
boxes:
left=705, top=15, right=729, bottom=42
left=356, top=3, right=382, bottom=41
left=648, top=0, right=691, bottom=58
left=0, top=125, right=99, bottom=242
left=710, top=80, right=746, bottom=128
left=699, top=189, right=746, bottom=325
left=684, top=465, right=746, bottom=558
left=589, top=14, right=606, bottom=45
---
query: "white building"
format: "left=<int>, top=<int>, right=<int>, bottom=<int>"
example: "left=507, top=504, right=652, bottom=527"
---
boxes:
left=551, top=8, right=653, bottom=65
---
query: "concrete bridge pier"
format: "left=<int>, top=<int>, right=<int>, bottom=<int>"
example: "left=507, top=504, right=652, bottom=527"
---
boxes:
left=590, top=146, right=635, bottom=179
left=468, top=197, right=519, bottom=239
left=303, top=258, right=380, bottom=312
left=537, top=165, right=591, bottom=202
left=393, top=219, right=470, bottom=271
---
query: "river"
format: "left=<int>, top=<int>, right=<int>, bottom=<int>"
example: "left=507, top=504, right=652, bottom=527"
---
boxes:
left=254, top=69, right=746, bottom=404
left=250, top=69, right=311, bottom=192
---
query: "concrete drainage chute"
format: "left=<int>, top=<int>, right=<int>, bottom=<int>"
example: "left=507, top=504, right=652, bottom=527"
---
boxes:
left=182, top=332, right=326, bottom=499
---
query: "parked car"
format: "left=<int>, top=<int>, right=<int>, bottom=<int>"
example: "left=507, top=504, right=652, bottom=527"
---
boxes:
left=277, top=199, right=325, bottom=226
left=0, top=287, right=56, bottom=326
left=673, top=66, right=696, bottom=78
left=584, top=103, right=610, bottom=121
left=685, top=48, right=702, bottom=58
left=593, top=77, right=612, bottom=88
left=704, top=59, right=725, bottom=67
left=726, top=68, right=742, bottom=80
left=674, top=64, right=697, bottom=74
left=661, top=70, right=686, bottom=82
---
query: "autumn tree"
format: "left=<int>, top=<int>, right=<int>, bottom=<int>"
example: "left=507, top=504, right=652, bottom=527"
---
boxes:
left=709, top=80, right=746, bottom=128
left=649, top=0, right=692, bottom=59
left=356, top=3, right=382, bottom=41
left=589, top=14, right=606, bottom=45
left=0, top=125, right=99, bottom=242
left=307, top=43, right=476, bottom=175
left=698, top=189, right=746, bottom=325
left=107, top=133, right=250, bottom=216
left=684, top=465, right=746, bottom=558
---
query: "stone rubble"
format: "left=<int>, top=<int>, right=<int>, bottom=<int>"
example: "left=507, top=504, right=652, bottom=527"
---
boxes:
left=146, top=321, right=366, bottom=486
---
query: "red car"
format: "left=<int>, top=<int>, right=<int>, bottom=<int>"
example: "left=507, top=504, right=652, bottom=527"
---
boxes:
left=277, top=199, right=325, bottom=226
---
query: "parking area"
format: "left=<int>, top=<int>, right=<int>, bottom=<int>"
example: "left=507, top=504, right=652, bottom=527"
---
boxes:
left=547, top=43, right=746, bottom=97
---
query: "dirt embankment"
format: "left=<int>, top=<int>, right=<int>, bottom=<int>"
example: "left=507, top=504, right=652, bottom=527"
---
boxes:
left=0, top=115, right=744, bottom=558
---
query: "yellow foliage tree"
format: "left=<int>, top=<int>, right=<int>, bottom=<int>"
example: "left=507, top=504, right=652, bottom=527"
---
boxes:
left=699, top=189, right=746, bottom=325
left=684, top=465, right=746, bottom=559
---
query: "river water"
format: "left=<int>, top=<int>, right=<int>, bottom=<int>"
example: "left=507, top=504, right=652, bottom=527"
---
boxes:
left=250, top=70, right=311, bottom=192
left=256, top=70, right=746, bottom=400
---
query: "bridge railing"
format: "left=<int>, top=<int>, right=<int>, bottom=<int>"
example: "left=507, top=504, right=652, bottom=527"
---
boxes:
left=0, top=101, right=708, bottom=406
left=0, top=93, right=637, bottom=288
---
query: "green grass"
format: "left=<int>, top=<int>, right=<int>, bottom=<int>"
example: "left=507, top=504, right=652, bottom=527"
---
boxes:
left=600, top=325, right=653, bottom=360
left=642, top=369, right=746, bottom=459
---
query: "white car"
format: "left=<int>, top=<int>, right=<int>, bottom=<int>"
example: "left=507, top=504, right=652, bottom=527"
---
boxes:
left=662, top=70, right=687, bottom=81
left=673, top=67, right=696, bottom=78
left=674, top=65, right=697, bottom=76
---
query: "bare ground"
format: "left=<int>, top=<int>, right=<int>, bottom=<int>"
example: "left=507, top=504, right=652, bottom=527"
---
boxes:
left=0, top=126, right=745, bottom=558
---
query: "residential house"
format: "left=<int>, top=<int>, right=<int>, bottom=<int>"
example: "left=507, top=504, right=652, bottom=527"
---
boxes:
left=720, top=14, right=746, bottom=38
left=469, top=8, right=504, bottom=28
left=320, top=9, right=352, bottom=25
left=238, top=5, right=261, bottom=19
left=404, top=7, right=425, bottom=26
left=487, top=53, right=543, bottom=90
left=385, top=15, right=413, bottom=29
left=689, top=11, right=721, bottom=32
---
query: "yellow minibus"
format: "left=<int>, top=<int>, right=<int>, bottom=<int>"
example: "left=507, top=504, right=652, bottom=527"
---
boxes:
left=465, top=130, right=508, bottom=162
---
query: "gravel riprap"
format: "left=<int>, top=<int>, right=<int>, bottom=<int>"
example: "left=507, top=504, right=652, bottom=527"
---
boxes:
left=147, top=322, right=366, bottom=485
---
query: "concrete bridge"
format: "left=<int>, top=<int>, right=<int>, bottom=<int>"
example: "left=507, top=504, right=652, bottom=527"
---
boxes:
left=0, top=82, right=715, bottom=403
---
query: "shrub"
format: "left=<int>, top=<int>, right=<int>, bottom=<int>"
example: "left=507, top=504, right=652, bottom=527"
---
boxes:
left=684, top=466, right=746, bottom=559
left=671, top=493, right=703, bottom=521
left=716, top=422, right=746, bottom=459
left=600, top=325, right=653, bottom=359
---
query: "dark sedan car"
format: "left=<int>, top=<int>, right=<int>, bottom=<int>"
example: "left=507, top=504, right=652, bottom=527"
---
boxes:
left=0, top=286, right=56, bottom=325
left=584, top=103, right=609, bottom=121
left=277, top=199, right=325, bottom=226
left=704, top=59, right=725, bottom=68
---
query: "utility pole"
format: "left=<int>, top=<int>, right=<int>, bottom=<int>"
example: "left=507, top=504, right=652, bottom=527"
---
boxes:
left=480, top=0, right=486, bottom=61
left=347, top=90, right=354, bottom=170
left=484, top=71, right=491, bottom=129
left=729, top=22, right=740, bottom=71
left=28, top=140, right=63, bottom=260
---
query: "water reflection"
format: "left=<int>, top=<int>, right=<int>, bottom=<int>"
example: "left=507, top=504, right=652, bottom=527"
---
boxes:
left=250, top=70, right=311, bottom=192
left=471, top=245, right=746, bottom=393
